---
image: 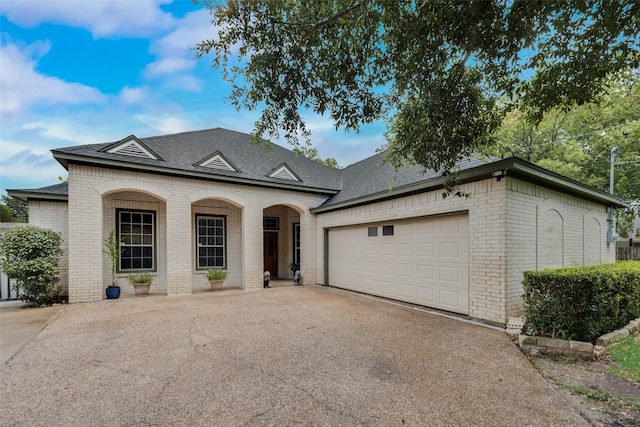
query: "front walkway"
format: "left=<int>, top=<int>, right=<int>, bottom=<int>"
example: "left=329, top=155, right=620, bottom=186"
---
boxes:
left=0, top=286, right=587, bottom=426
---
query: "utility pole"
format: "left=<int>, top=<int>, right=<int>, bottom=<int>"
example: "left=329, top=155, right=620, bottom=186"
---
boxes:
left=607, top=147, right=617, bottom=244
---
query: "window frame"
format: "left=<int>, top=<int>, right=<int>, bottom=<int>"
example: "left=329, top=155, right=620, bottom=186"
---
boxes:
left=263, top=217, right=280, bottom=230
left=195, top=214, right=227, bottom=270
left=293, top=222, right=301, bottom=265
left=116, top=209, right=157, bottom=273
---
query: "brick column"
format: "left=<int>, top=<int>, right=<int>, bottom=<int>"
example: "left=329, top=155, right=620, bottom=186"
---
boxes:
left=166, top=193, right=192, bottom=296
left=300, top=210, right=317, bottom=285
left=242, top=205, right=263, bottom=289
left=68, top=165, right=103, bottom=302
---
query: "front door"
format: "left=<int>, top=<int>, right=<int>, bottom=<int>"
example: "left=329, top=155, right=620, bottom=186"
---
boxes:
left=264, top=231, right=278, bottom=278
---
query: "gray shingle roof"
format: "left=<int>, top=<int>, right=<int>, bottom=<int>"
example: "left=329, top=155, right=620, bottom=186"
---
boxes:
left=320, top=152, right=495, bottom=207
left=6, top=182, right=69, bottom=202
left=10, top=128, right=624, bottom=210
left=52, top=128, right=343, bottom=193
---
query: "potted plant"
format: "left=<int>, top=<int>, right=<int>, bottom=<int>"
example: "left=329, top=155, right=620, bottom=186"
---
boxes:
left=128, top=272, right=153, bottom=295
left=289, top=262, right=301, bottom=286
left=206, top=268, right=227, bottom=290
left=288, top=263, right=299, bottom=274
left=104, top=230, right=121, bottom=299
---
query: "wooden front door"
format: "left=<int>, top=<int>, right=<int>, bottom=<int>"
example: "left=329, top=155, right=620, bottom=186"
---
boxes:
left=264, top=231, right=278, bottom=278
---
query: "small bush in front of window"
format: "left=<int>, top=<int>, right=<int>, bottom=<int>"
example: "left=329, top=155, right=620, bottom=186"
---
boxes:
left=0, top=225, right=64, bottom=306
left=206, top=268, right=227, bottom=281
left=128, top=272, right=153, bottom=285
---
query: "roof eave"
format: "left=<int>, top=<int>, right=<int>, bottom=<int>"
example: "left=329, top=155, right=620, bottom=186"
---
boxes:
left=311, top=157, right=627, bottom=214
left=502, top=158, right=627, bottom=208
left=52, top=151, right=339, bottom=195
left=7, top=189, right=68, bottom=203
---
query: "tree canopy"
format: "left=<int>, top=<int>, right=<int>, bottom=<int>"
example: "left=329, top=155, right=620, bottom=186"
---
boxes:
left=292, top=145, right=340, bottom=168
left=1, top=195, right=28, bottom=223
left=485, top=70, right=640, bottom=237
left=196, top=0, right=639, bottom=173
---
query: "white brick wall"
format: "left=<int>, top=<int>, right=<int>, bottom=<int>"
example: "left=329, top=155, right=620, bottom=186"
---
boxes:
left=28, top=201, right=69, bottom=294
left=316, top=177, right=614, bottom=325
left=504, top=178, right=614, bottom=318
left=50, top=162, right=615, bottom=325
left=66, top=164, right=326, bottom=301
left=315, top=179, right=508, bottom=324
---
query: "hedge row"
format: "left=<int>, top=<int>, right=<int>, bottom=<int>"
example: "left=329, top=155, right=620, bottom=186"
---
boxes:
left=522, top=261, right=640, bottom=343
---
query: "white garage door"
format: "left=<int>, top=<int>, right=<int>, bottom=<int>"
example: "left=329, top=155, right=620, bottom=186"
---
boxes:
left=328, top=214, right=469, bottom=314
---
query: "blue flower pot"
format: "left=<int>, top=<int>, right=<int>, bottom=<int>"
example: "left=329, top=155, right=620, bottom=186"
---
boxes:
left=105, top=287, right=121, bottom=299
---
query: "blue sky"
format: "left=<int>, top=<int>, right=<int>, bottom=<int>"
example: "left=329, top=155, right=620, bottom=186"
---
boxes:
left=0, top=0, right=387, bottom=195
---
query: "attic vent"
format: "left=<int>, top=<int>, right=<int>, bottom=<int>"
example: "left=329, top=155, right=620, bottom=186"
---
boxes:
left=104, top=137, right=160, bottom=160
left=199, top=154, right=237, bottom=172
left=268, top=164, right=300, bottom=181
left=195, top=152, right=238, bottom=172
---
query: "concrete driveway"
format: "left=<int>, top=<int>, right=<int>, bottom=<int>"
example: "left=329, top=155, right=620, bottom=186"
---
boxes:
left=0, top=286, right=586, bottom=426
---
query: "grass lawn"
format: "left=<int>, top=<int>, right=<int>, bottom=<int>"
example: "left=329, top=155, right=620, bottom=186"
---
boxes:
left=606, top=333, right=640, bottom=383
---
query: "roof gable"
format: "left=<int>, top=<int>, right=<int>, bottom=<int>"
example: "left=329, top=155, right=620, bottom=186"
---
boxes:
left=100, top=135, right=162, bottom=160
left=195, top=151, right=239, bottom=172
left=267, top=163, right=301, bottom=181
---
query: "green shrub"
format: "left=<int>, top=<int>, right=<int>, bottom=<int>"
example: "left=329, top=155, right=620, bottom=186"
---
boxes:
left=0, top=225, right=64, bottom=306
left=523, top=262, right=640, bottom=342
left=128, top=272, right=153, bottom=284
left=206, top=268, right=227, bottom=281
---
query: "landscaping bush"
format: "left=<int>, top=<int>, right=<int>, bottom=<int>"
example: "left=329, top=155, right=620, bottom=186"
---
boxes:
left=0, top=225, right=64, bottom=306
left=522, top=262, right=640, bottom=343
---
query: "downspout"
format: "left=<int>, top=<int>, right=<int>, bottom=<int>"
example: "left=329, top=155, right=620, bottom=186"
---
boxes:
left=607, top=147, right=617, bottom=244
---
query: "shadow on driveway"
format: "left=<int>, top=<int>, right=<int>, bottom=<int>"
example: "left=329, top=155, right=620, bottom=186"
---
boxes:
left=0, top=286, right=587, bottom=426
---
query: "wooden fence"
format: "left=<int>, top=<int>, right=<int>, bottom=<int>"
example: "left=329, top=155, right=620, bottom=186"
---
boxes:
left=616, top=247, right=640, bottom=261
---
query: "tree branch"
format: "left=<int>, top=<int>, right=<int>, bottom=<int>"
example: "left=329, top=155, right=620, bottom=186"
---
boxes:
left=268, top=3, right=365, bottom=28
left=314, top=3, right=364, bottom=29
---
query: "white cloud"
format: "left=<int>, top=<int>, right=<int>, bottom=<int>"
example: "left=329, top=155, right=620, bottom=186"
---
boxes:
left=119, top=86, right=149, bottom=104
left=0, top=40, right=106, bottom=116
left=144, top=9, right=217, bottom=78
left=19, top=121, right=108, bottom=145
left=136, top=114, right=191, bottom=135
left=0, top=0, right=174, bottom=38
left=0, top=143, right=66, bottom=190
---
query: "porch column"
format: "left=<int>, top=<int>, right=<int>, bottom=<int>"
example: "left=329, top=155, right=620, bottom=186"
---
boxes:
left=68, top=170, right=103, bottom=303
left=300, top=210, right=317, bottom=285
left=242, top=204, right=263, bottom=289
left=166, top=193, right=192, bottom=296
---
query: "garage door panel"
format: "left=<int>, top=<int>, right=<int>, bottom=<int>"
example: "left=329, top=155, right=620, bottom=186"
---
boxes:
left=440, top=242, right=462, bottom=258
left=380, top=262, right=394, bottom=275
left=381, top=243, right=394, bottom=255
left=397, top=283, right=414, bottom=299
left=397, top=263, right=413, bottom=277
left=328, top=214, right=469, bottom=315
left=439, top=265, right=460, bottom=283
left=415, top=286, right=435, bottom=303
left=417, top=265, right=434, bottom=279
left=398, top=243, right=413, bottom=256
left=417, top=242, right=435, bottom=256
left=396, top=223, right=414, bottom=235
left=439, top=289, right=462, bottom=310
left=440, top=216, right=464, bottom=233
left=417, top=221, right=435, bottom=235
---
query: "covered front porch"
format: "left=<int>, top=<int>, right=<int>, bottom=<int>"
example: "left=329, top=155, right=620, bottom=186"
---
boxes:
left=76, top=181, right=313, bottom=301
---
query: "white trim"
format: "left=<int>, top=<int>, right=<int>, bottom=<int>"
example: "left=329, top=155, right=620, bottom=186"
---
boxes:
left=269, top=165, right=299, bottom=181
left=198, top=154, right=237, bottom=172
left=107, top=138, right=158, bottom=160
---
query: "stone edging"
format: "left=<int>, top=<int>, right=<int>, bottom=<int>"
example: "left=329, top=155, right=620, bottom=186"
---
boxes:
left=515, top=318, right=640, bottom=360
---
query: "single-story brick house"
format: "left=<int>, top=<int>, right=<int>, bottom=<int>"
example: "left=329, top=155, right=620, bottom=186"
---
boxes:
left=8, top=128, right=624, bottom=324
